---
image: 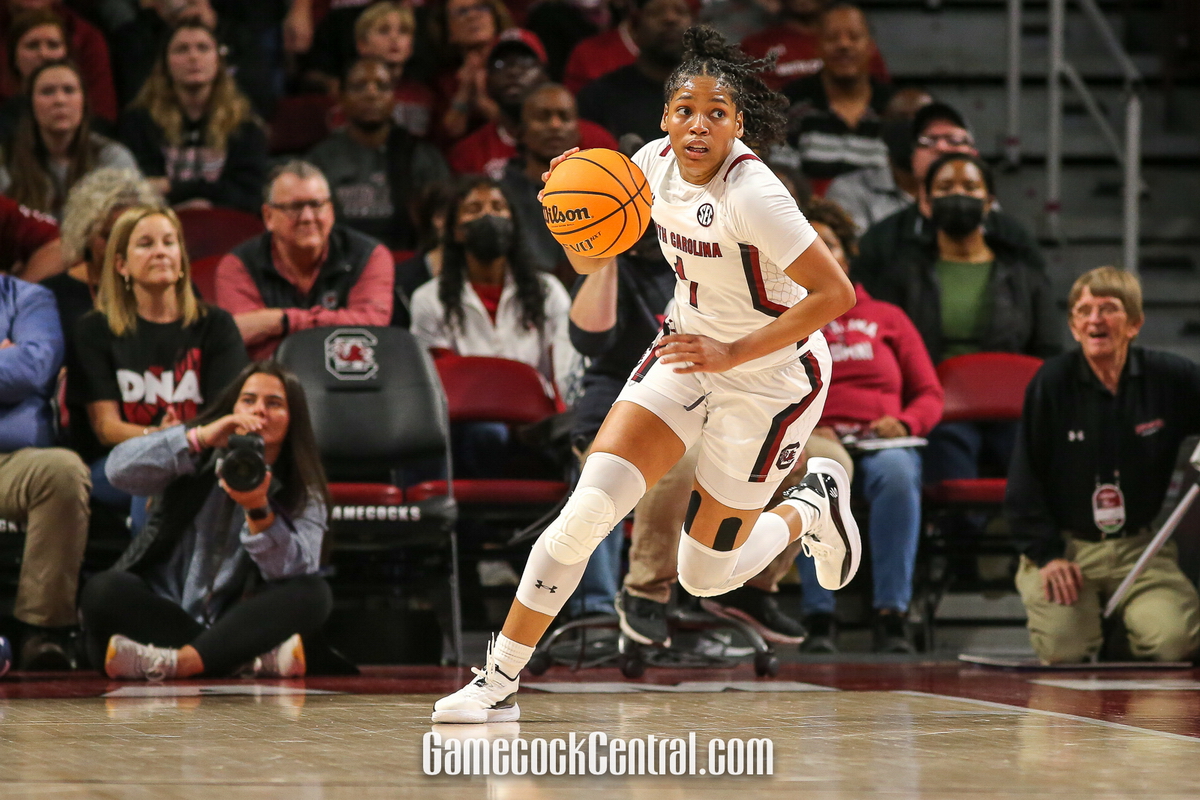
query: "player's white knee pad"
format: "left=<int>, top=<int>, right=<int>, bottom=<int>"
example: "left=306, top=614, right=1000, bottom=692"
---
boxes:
left=541, top=451, right=646, bottom=566
left=542, top=486, right=619, bottom=565
left=676, top=533, right=740, bottom=598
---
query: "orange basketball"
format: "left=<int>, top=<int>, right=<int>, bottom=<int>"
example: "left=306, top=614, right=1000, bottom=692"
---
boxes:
left=541, top=148, right=653, bottom=260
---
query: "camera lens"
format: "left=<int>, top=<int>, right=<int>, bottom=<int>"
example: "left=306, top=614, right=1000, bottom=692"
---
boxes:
left=219, top=434, right=267, bottom=492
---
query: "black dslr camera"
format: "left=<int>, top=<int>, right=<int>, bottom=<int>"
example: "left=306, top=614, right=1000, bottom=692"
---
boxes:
left=218, top=433, right=267, bottom=492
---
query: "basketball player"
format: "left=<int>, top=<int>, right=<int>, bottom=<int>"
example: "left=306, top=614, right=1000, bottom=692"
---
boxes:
left=434, top=26, right=860, bottom=723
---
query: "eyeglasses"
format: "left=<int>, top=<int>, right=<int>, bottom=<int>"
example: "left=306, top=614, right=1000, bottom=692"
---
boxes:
left=917, top=133, right=975, bottom=149
left=1071, top=300, right=1126, bottom=320
left=269, top=198, right=331, bottom=217
left=450, top=2, right=491, bottom=19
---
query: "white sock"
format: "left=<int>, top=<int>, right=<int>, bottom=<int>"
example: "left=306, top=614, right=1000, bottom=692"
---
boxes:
left=492, top=634, right=534, bottom=680
left=778, top=496, right=820, bottom=535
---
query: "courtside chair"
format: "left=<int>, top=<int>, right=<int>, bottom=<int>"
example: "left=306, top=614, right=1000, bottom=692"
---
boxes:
left=274, top=326, right=462, bottom=664
left=408, top=355, right=570, bottom=519
left=917, top=352, right=1043, bottom=651
left=408, top=356, right=572, bottom=630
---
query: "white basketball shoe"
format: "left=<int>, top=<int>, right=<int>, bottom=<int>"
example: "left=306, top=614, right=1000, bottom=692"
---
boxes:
left=432, top=638, right=521, bottom=724
left=784, top=457, right=862, bottom=590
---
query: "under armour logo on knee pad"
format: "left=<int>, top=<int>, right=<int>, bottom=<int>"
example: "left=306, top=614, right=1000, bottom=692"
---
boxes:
left=535, top=580, right=558, bottom=593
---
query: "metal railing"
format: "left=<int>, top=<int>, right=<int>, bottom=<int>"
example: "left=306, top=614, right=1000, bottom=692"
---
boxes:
left=1006, top=0, right=1143, bottom=272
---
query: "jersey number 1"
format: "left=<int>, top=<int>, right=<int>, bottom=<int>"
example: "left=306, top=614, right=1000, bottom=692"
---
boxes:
left=674, top=257, right=699, bottom=309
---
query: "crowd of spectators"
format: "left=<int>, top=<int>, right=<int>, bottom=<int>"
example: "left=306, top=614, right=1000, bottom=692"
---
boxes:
left=0, top=0, right=1193, bottom=673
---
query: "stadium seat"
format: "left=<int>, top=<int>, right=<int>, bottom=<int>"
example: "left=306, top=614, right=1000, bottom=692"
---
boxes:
left=177, top=207, right=264, bottom=263
left=408, top=356, right=570, bottom=515
left=917, top=352, right=1044, bottom=649
left=274, top=326, right=461, bottom=664
left=267, top=93, right=336, bottom=155
left=189, top=255, right=220, bottom=304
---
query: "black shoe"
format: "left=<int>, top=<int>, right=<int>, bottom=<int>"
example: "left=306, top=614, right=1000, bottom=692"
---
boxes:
left=701, top=586, right=807, bottom=644
left=615, top=589, right=670, bottom=646
left=798, top=613, right=839, bottom=654
left=872, top=610, right=914, bottom=654
left=19, top=630, right=76, bottom=671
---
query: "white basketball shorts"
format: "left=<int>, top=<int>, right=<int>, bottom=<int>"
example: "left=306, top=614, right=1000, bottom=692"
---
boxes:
left=615, top=328, right=832, bottom=510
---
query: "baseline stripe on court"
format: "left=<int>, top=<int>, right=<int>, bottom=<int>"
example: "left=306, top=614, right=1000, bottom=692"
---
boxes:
left=739, top=244, right=790, bottom=318
left=749, top=350, right=822, bottom=481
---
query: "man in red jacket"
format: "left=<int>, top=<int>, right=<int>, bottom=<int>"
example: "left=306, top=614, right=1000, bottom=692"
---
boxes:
left=793, top=197, right=943, bottom=654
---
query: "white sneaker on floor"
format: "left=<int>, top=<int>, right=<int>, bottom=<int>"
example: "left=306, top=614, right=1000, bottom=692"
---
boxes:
left=785, top=457, right=862, bottom=590
left=105, top=634, right=178, bottom=681
left=432, top=638, right=520, bottom=724
left=254, top=634, right=306, bottom=678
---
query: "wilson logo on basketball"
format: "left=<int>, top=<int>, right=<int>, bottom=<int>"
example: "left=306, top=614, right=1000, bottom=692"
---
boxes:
left=543, top=205, right=593, bottom=225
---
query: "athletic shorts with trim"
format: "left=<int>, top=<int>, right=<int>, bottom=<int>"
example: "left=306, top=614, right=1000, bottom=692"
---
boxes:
left=616, top=329, right=831, bottom=510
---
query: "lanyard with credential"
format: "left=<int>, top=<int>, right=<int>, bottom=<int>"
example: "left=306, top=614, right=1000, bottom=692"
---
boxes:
left=1088, top=383, right=1126, bottom=536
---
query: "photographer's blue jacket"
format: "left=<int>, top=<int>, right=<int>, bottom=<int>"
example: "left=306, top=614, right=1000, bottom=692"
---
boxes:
left=0, top=274, right=63, bottom=451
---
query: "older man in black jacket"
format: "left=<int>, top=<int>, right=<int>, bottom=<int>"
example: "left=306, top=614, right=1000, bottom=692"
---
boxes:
left=1007, top=266, right=1200, bottom=664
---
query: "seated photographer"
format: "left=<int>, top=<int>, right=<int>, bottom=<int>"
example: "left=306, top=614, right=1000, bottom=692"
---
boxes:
left=78, top=362, right=333, bottom=680
left=1009, top=267, right=1200, bottom=664
left=791, top=198, right=944, bottom=654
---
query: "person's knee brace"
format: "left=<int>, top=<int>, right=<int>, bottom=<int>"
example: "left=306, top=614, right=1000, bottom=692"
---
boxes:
left=676, top=533, right=739, bottom=597
left=542, top=452, right=646, bottom=566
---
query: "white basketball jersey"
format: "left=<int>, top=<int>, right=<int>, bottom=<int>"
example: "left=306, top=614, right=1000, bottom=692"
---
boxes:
left=633, top=136, right=821, bottom=373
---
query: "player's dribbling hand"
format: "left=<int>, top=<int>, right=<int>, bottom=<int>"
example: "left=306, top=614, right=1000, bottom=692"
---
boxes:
left=656, top=334, right=738, bottom=373
left=537, top=147, right=581, bottom=202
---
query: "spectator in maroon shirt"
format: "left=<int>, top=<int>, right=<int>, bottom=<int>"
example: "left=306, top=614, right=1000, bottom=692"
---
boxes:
left=0, top=1, right=116, bottom=122
left=0, top=192, right=60, bottom=280
left=741, top=0, right=888, bottom=91
left=449, top=29, right=616, bottom=179
left=794, top=196, right=943, bottom=654
left=215, top=160, right=394, bottom=360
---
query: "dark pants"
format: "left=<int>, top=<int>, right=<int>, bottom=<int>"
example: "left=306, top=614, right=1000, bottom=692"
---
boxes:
left=79, top=571, right=332, bottom=676
left=923, top=420, right=1020, bottom=484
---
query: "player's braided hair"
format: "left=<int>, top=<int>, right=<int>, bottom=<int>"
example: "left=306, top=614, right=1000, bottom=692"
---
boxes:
left=663, top=26, right=788, bottom=150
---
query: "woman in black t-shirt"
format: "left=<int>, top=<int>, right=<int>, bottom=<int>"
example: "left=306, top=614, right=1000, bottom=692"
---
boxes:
left=69, top=204, right=248, bottom=520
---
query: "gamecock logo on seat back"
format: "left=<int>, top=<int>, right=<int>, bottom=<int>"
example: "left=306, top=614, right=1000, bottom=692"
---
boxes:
left=324, top=328, right=379, bottom=381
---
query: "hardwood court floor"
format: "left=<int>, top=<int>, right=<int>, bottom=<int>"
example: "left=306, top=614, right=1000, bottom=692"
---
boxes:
left=3, top=663, right=1200, bottom=798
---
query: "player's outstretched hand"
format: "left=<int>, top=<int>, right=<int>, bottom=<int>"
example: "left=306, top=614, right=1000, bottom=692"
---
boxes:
left=656, top=333, right=738, bottom=374
left=537, top=147, right=580, bottom=202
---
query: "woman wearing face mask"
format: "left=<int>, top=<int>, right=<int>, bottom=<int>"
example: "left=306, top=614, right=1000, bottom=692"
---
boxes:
left=881, top=151, right=1059, bottom=365
left=894, top=151, right=1058, bottom=488
left=409, top=176, right=578, bottom=477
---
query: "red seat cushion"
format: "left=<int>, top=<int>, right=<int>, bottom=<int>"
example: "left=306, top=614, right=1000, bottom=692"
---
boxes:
left=924, top=478, right=1007, bottom=506
left=407, top=479, right=567, bottom=505
left=329, top=483, right=406, bottom=505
